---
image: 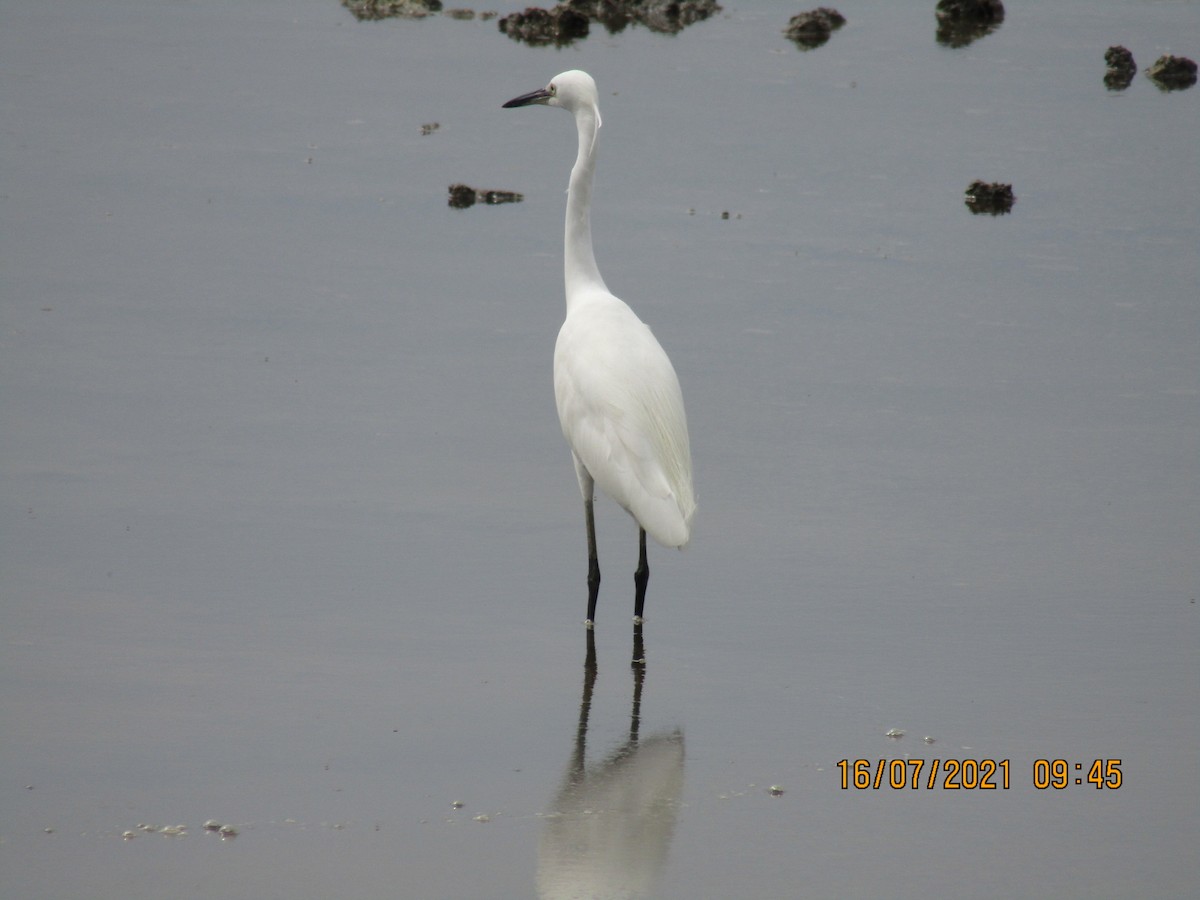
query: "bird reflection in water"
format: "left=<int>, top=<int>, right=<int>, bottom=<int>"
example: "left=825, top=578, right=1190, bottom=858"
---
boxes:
left=537, top=627, right=685, bottom=899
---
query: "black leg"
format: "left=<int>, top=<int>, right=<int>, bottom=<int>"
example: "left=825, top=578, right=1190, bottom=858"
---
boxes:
left=585, top=496, right=601, bottom=625
left=633, top=527, right=649, bottom=621
left=630, top=621, right=645, bottom=740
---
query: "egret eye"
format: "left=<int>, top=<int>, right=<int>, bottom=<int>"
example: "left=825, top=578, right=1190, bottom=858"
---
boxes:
left=549, top=83, right=557, bottom=95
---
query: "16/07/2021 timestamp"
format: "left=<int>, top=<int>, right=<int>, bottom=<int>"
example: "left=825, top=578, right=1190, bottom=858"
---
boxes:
left=836, top=759, right=1123, bottom=790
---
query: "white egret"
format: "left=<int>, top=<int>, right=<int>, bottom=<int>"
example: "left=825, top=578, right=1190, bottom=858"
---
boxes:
left=503, top=70, right=695, bottom=627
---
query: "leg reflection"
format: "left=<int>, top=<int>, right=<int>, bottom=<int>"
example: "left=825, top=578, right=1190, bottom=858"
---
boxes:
left=537, top=630, right=685, bottom=899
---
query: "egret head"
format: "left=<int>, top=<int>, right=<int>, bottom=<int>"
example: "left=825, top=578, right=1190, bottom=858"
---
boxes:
left=503, top=70, right=601, bottom=125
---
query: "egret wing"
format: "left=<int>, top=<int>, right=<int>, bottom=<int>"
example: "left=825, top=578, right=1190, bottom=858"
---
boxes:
left=554, top=297, right=694, bottom=547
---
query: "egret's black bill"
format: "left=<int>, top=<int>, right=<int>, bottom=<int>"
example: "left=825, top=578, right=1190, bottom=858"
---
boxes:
left=503, top=88, right=551, bottom=108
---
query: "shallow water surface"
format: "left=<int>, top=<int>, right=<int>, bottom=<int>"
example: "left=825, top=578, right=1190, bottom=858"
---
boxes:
left=2, top=2, right=1197, bottom=897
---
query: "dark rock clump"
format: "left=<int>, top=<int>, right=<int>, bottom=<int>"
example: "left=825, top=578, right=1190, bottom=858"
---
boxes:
left=448, top=184, right=524, bottom=209
left=1146, top=54, right=1197, bottom=91
left=964, top=180, right=1014, bottom=216
left=500, top=1, right=720, bottom=44
left=1103, top=46, right=1136, bottom=91
left=342, top=0, right=442, bottom=20
left=783, top=8, right=846, bottom=50
left=935, top=0, right=1004, bottom=23
left=569, top=0, right=721, bottom=35
left=498, top=6, right=590, bottom=46
left=935, top=0, right=1004, bottom=48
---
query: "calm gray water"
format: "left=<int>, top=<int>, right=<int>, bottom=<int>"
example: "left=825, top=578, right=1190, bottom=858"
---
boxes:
left=2, top=1, right=1197, bottom=897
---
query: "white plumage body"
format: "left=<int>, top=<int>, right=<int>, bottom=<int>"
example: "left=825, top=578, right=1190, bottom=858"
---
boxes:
left=555, top=288, right=694, bottom=549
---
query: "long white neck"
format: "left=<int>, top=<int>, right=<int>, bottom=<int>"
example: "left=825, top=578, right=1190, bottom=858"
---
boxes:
left=564, top=105, right=607, bottom=309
